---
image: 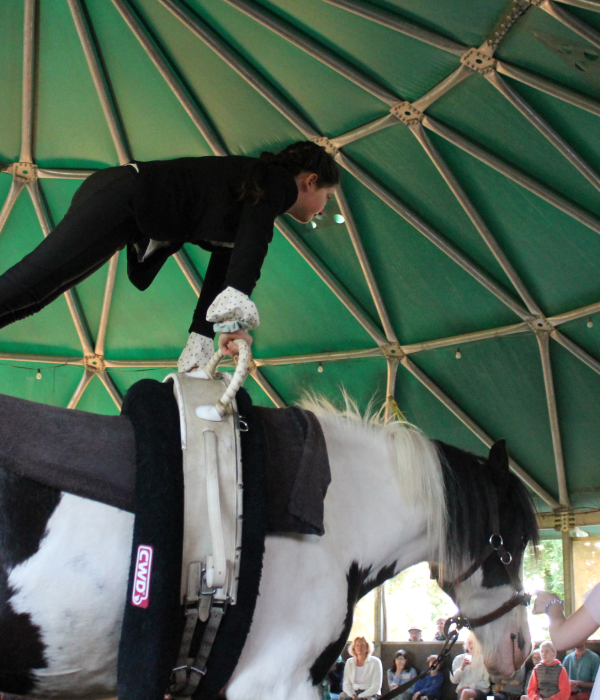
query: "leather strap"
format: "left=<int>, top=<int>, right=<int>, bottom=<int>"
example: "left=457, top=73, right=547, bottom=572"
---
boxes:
left=204, top=430, right=227, bottom=590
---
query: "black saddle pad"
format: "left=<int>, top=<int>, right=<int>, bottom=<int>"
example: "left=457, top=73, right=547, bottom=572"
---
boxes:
left=117, top=379, right=266, bottom=700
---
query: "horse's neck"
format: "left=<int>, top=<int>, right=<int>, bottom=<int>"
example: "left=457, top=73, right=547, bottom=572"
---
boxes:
left=322, top=419, right=433, bottom=576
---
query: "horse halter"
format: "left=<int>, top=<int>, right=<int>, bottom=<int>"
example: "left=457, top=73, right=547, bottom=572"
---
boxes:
left=434, top=487, right=531, bottom=630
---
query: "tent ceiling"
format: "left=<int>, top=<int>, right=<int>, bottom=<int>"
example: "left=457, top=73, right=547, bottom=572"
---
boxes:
left=1, top=0, right=600, bottom=515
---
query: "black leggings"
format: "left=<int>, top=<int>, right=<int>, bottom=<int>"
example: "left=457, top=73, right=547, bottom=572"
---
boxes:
left=0, top=165, right=140, bottom=329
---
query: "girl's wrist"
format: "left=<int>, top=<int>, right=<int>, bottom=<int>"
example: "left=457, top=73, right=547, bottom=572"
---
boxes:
left=545, top=598, right=564, bottom=615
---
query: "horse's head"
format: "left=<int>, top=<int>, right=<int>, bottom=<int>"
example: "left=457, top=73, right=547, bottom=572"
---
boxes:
left=433, top=439, right=539, bottom=677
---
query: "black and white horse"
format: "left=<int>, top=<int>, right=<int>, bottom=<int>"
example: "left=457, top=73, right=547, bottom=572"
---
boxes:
left=0, top=394, right=537, bottom=700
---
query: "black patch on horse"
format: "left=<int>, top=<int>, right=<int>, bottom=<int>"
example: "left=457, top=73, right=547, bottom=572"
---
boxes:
left=309, top=560, right=396, bottom=687
left=0, top=469, right=61, bottom=694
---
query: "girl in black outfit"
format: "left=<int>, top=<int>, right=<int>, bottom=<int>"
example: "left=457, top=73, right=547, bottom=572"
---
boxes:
left=0, top=141, right=339, bottom=369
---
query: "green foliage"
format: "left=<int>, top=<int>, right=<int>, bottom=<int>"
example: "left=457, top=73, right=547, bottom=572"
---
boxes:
left=523, top=540, right=564, bottom=600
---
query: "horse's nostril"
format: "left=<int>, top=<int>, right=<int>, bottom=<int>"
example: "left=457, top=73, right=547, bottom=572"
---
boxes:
left=510, top=633, right=516, bottom=640
left=518, top=629, right=525, bottom=650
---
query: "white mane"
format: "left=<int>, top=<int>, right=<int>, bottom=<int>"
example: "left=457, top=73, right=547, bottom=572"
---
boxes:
left=299, top=395, right=448, bottom=569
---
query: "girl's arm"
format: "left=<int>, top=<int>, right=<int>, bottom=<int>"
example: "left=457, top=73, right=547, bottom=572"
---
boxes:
left=533, top=590, right=599, bottom=650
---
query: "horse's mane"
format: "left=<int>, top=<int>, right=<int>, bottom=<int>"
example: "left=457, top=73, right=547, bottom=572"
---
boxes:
left=299, top=394, right=447, bottom=570
left=299, top=395, right=538, bottom=578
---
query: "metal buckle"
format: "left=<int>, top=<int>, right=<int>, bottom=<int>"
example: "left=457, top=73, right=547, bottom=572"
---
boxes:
left=489, top=533, right=503, bottom=550
left=239, top=418, right=249, bottom=432
left=500, top=550, right=513, bottom=565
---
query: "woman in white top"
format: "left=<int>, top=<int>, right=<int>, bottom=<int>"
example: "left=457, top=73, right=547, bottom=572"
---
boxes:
left=340, top=637, right=383, bottom=700
left=534, top=585, right=600, bottom=700
left=451, top=634, right=491, bottom=700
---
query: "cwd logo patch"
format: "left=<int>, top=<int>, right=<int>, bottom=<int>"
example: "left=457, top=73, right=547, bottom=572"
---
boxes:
left=131, top=545, right=153, bottom=608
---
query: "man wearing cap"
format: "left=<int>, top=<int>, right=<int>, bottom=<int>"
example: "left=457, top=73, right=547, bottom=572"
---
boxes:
left=434, top=618, right=447, bottom=642
left=408, top=627, right=423, bottom=642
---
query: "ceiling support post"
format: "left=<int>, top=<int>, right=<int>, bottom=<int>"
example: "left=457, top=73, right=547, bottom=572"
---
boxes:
left=276, top=218, right=387, bottom=345
left=112, top=0, right=227, bottom=156
left=337, top=151, right=531, bottom=319
left=97, top=369, right=123, bottom=409
left=95, top=253, right=119, bottom=359
left=409, top=121, right=541, bottom=315
left=249, top=367, right=286, bottom=408
left=20, top=0, right=36, bottom=164
left=541, top=0, right=600, bottom=51
left=423, top=116, right=600, bottom=235
left=536, top=332, right=569, bottom=507
left=67, top=0, right=131, bottom=165
left=400, top=355, right=560, bottom=508
left=0, top=179, right=26, bottom=236
left=385, top=357, right=399, bottom=423
left=174, top=248, right=203, bottom=297
left=551, top=329, right=600, bottom=375
left=486, top=70, right=600, bottom=193
left=335, top=186, right=398, bottom=342
left=562, top=530, right=575, bottom=616
left=158, top=0, right=318, bottom=139
left=67, top=369, right=95, bottom=409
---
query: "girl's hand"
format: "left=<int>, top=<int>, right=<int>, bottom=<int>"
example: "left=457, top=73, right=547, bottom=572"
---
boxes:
left=461, top=658, right=471, bottom=670
left=413, top=693, right=421, bottom=700
left=533, top=591, right=558, bottom=615
left=218, top=330, right=253, bottom=356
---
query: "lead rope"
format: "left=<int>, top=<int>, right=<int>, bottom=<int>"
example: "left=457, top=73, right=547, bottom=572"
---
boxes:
left=379, top=618, right=464, bottom=700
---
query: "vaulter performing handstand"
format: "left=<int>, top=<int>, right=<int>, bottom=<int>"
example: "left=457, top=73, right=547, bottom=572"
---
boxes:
left=0, top=141, right=339, bottom=370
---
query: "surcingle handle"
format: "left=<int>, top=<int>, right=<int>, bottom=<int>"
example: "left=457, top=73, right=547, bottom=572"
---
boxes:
left=195, top=340, right=250, bottom=422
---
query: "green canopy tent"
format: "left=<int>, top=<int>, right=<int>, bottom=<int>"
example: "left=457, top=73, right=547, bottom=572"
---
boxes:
left=1, top=0, right=600, bottom=609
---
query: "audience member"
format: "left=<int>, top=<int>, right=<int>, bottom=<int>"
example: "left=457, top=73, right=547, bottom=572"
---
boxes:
left=451, top=633, right=491, bottom=700
left=527, top=641, right=570, bottom=700
left=563, top=642, right=600, bottom=700
left=409, top=626, right=423, bottom=642
left=339, top=636, right=383, bottom=700
left=493, top=665, right=526, bottom=700
left=387, top=649, right=417, bottom=700
left=524, top=649, right=543, bottom=696
left=433, top=618, right=447, bottom=642
left=413, top=655, right=444, bottom=700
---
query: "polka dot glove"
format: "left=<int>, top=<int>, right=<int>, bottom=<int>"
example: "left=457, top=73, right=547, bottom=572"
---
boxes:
left=207, top=286, right=260, bottom=333
left=177, top=332, right=215, bottom=373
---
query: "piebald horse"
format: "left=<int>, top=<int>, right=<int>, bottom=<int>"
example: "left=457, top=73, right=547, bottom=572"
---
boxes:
left=0, top=392, right=537, bottom=700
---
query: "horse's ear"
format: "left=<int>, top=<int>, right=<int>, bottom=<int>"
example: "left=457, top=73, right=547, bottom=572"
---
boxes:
left=488, top=439, right=509, bottom=479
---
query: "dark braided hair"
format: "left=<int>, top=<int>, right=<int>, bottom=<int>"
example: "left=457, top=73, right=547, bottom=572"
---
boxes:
left=240, top=141, right=340, bottom=205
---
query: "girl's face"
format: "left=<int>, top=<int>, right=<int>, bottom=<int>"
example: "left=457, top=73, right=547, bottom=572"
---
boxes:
left=532, top=651, right=541, bottom=665
left=541, top=645, right=556, bottom=664
left=395, top=656, right=406, bottom=671
left=287, top=172, right=336, bottom=223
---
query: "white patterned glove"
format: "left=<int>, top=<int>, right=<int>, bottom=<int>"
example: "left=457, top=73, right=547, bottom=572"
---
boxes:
left=177, top=333, right=215, bottom=373
left=207, top=286, right=259, bottom=333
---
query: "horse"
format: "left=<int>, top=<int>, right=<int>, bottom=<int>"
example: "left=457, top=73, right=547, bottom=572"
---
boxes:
left=0, top=387, right=538, bottom=700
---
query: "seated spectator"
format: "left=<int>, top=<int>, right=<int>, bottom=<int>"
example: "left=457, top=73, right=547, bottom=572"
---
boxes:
left=524, top=648, right=543, bottom=696
left=434, top=617, right=447, bottom=642
left=562, top=642, right=599, bottom=700
left=493, top=665, right=526, bottom=700
left=328, top=656, right=346, bottom=700
left=387, top=649, right=417, bottom=699
left=413, top=655, right=444, bottom=700
left=408, top=626, right=423, bottom=642
left=527, top=641, right=570, bottom=700
left=451, top=633, right=491, bottom=700
left=339, top=636, right=383, bottom=700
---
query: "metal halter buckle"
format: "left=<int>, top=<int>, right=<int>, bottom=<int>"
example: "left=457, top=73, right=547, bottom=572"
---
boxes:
left=489, top=533, right=503, bottom=550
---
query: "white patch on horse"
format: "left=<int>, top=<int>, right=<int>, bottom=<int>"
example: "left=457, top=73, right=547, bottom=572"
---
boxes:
left=8, top=493, right=133, bottom=698
left=226, top=409, right=442, bottom=700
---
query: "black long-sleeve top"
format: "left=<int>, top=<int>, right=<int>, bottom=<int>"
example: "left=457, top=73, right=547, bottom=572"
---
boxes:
left=126, top=155, right=298, bottom=301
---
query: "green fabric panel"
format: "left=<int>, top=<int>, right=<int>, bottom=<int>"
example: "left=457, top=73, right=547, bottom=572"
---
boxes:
left=255, top=356, right=388, bottom=411
left=133, top=0, right=305, bottom=156
left=103, top=252, right=198, bottom=361
left=75, top=374, right=120, bottom=415
left=374, top=0, right=509, bottom=47
left=428, top=131, right=600, bottom=316
left=496, top=6, right=600, bottom=101
left=84, top=0, right=213, bottom=161
left=427, top=73, right=600, bottom=218
left=250, top=0, right=461, bottom=103
left=0, top=362, right=83, bottom=409
left=550, top=338, right=600, bottom=498
left=395, top=361, right=488, bottom=456
left=339, top=171, right=519, bottom=345
left=183, top=0, right=388, bottom=137
left=0, top=0, right=23, bottom=163
left=284, top=207, right=380, bottom=324
left=406, top=332, right=560, bottom=499
left=40, top=178, right=107, bottom=339
left=36, top=1, right=118, bottom=168
left=0, top=179, right=82, bottom=354
left=344, top=122, right=517, bottom=287
left=251, top=227, right=377, bottom=357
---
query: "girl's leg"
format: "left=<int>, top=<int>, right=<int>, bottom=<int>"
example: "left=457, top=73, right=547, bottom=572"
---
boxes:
left=0, top=166, right=139, bottom=328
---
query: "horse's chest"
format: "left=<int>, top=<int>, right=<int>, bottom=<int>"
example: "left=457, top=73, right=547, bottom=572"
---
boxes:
left=6, top=494, right=134, bottom=697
